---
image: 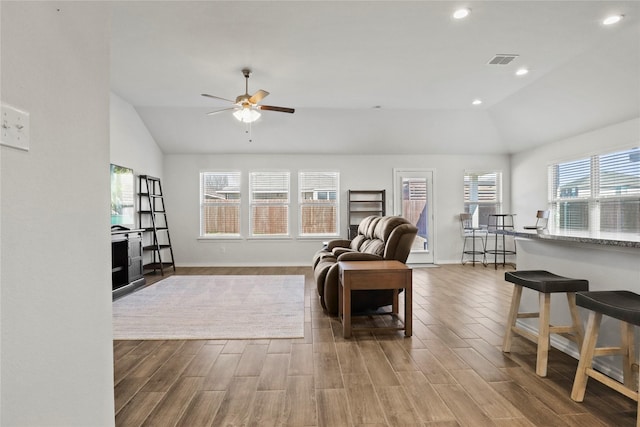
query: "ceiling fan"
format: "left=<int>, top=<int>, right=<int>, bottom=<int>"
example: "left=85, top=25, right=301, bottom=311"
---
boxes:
left=201, top=69, right=295, bottom=123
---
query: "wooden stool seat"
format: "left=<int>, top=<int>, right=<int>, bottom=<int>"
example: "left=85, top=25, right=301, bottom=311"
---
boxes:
left=571, top=291, right=640, bottom=427
left=505, top=270, right=589, bottom=294
left=575, top=291, right=640, bottom=326
left=503, top=270, right=589, bottom=377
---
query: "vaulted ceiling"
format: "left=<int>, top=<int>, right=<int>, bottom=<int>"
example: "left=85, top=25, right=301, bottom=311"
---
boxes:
left=110, top=1, right=640, bottom=155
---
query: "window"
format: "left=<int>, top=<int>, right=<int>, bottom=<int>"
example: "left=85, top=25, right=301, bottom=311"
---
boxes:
left=299, top=171, right=339, bottom=236
left=464, top=171, right=502, bottom=227
left=548, top=157, right=591, bottom=231
left=249, top=171, right=290, bottom=236
left=549, top=147, right=640, bottom=234
left=200, top=172, right=241, bottom=237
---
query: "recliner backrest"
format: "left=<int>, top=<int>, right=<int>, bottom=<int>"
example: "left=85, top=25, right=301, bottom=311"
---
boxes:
left=350, top=235, right=366, bottom=251
left=381, top=220, right=418, bottom=262
left=347, top=215, right=418, bottom=262
left=359, top=238, right=385, bottom=256
left=374, top=216, right=411, bottom=242
left=357, top=216, right=379, bottom=237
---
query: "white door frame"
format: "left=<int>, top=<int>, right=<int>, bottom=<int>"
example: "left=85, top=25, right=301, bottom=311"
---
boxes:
left=392, top=168, right=436, bottom=265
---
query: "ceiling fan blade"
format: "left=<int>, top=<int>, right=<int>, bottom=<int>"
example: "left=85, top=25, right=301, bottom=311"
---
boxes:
left=258, top=105, right=295, bottom=114
left=248, top=89, right=269, bottom=105
left=206, top=107, right=238, bottom=116
left=201, top=93, right=236, bottom=104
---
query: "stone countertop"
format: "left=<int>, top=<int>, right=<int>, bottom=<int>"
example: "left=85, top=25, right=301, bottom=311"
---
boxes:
left=495, top=228, right=640, bottom=249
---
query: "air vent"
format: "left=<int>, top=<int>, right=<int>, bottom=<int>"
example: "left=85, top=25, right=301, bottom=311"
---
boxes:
left=488, top=54, right=519, bottom=65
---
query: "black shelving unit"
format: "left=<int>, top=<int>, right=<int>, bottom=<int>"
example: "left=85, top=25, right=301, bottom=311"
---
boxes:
left=347, top=190, right=386, bottom=239
left=138, top=175, right=175, bottom=275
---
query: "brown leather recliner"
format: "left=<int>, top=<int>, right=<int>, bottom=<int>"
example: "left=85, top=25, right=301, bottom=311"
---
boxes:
left=312, top=215, right=418, bottom=315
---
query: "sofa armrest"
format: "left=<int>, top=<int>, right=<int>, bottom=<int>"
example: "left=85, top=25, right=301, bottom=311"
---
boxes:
left=332, top=247, right=355, bottom=257
left=327, top=239, right=352, bottom=250
left=337, top=252, right=383, bottom=262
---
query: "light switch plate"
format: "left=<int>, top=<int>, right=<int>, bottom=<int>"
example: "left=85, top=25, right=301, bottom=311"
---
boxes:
left=1, top=103, right=30, bottom=151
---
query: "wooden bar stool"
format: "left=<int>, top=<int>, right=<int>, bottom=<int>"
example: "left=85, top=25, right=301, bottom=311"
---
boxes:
left=503, top=270, right=589, bottom=377
left=571, top=291, right=640, bottom=426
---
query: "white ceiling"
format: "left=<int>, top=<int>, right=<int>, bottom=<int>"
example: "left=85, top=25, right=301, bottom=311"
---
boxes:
left=110, top=1, right=640, bottom=155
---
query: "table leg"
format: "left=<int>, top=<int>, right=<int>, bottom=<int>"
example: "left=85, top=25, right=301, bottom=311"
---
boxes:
left=343, top=277, right=351, bottom=338
left=392, top=289, right=399, bottom=314
left=338, top=279, right=343, bottom=322
left=405, top=273, right=412, bottom=337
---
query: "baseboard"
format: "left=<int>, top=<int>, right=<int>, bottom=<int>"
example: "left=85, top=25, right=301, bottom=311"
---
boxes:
left=175, top=262, right=312, bottom=268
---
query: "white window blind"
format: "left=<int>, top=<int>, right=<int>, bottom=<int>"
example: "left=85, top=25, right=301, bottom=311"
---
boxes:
left=464, top=171, right=502, bottom=227
left=548, top=157, right=591, bottom=231
left=200, top=172, right=241, bottom=237
left=548, top=147, right=640, bottom=233
left=299, top=171, right=339, bottom=236
left=598, top=148, right=640, bottom=232
left=249, top=171, right=290, bottom=236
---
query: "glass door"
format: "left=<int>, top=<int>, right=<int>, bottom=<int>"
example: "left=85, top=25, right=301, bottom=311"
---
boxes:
left=393, top=169, right=435, bottom=264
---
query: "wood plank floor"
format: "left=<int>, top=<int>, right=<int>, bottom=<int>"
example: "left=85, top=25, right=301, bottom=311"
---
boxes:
left=113, top=264, right=636, bottom=426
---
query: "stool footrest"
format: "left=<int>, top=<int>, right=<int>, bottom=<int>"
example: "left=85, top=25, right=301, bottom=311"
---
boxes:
left=517, top=312, right=539, bottom=319
left=593, top=346, right=628, bottom=357
left=586, top=368, right=638, bottom=401
left=549, top=325, right=579, bottom=334
left=510, top=326, right=539, bottom=344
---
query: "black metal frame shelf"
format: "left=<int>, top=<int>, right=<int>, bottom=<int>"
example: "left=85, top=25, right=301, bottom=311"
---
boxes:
left=138, top=175, right=175, bottom=276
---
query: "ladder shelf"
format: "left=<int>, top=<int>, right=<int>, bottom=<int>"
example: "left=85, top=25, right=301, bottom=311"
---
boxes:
left=138, top=175, right=175, bottom=275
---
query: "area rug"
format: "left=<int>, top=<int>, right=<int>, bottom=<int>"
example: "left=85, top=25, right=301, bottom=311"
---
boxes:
left=112, top=275, right=305, bottom=340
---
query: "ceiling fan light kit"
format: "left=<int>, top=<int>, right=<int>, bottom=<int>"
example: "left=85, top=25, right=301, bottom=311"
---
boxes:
left=233, top=108, right=261, bottom=123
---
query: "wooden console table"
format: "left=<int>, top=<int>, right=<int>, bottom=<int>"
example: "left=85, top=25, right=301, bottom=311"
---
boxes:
left=338, top=260, right=412, bottom=338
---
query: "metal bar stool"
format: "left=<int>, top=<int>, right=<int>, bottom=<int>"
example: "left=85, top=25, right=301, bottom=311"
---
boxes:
left=571, top=291, right=640, bottom=427
left=460, top=213, right=486, bottom=266
left=503, top=270, right=589, bottom=377
left=486, top=214, right=516, bottom=269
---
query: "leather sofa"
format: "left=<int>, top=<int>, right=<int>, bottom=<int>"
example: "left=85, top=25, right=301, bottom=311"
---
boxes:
left=312, top=215, right=418, bottom=315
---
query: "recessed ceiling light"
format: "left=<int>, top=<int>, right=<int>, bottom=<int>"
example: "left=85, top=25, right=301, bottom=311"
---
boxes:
left=515, top=68, right=529, bottom=76
left=603, top=14, right=624, bottom=25
left=472, top=99, right=482, bottom=106
left=453, top=8, right=471, bottom=19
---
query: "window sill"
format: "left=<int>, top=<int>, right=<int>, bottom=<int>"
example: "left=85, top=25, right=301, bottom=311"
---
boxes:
left=198, top=236, right=243, bottom=241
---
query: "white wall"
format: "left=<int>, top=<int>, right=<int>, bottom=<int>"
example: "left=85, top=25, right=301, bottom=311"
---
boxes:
left=164, top=153, right=511, bottom=266
left=1, top=2, right=114, bottom=425
left=110, top=91, right=164, bottom=182
left=511, top=117, right=640, bottom=220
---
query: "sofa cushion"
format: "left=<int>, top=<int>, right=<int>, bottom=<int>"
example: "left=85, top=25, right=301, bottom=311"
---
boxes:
left=360, top=239, right=385, bottom=256
left=360, top=216, right=381, bottom=238
left=350, top=234, right=366, bottom=251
